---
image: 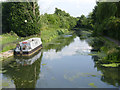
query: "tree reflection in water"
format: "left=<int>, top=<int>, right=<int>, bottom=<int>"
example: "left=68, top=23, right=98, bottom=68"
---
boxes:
left=76, top=30, right=120, bottom=87
left=2, top=51, right=43, bottom=88
left=98, top=66, right=120, bottom=87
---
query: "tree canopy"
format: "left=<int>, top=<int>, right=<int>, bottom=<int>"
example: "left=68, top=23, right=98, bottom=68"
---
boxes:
left=40, top=8, right=77, bottom=30
left=91, top=2, right=120, bottom=40
left=2, top=2, right=41, bottom=37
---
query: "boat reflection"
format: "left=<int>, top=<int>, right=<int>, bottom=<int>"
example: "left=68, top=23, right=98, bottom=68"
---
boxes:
left=14, top=50, right=42, bottom=66
left=2, top=51, right=43, bottom=88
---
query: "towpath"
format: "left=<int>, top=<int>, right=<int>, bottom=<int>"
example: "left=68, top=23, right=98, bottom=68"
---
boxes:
left=0, top=50, right=13, bottom=61
left=104, top=36, right=120, bottom=46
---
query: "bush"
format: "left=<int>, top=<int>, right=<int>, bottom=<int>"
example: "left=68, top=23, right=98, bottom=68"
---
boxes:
left=2, top=2, right=41, bottom=37
left=106, top=48, right=120, bottom=63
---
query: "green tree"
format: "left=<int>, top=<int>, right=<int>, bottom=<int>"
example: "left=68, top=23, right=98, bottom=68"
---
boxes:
left=96, top=2, right=117, bottom=23
left=2, top=2, right=41, bottom=37
left=2, top=2, right=12, bottom=33
left=92, top=2, right=120, bottom=40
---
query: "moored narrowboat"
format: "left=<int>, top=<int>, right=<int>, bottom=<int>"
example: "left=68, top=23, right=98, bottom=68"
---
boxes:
left=14, top=38, right=42, bottom=56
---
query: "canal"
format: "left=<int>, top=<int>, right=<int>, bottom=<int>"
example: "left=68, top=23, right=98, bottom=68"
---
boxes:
left=1, top=32, right=120, bottom=88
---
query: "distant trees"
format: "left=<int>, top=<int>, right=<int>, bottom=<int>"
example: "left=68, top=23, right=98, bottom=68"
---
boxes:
left=40, top=8, right=77, bottom=30
left=55, top=8, right=70, bottom=17
left=75, top=14, right=93, bottom=29
left=75, top=1, right=120, bottom=41
left=2, top=2, right=41, bottom=37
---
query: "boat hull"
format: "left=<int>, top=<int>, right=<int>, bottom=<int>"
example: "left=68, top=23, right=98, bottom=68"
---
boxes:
left=14, top=44, right=42, bottom=56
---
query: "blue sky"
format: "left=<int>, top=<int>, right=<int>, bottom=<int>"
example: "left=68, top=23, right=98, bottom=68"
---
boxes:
left=38, top=0, right=96, bottom=17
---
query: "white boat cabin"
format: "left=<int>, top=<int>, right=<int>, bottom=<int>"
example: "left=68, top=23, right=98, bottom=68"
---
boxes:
left=15, top=38, right=42, bottom=52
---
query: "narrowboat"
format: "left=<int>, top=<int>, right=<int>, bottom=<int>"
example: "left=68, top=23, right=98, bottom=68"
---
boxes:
left=14, top=38, right=42, bottom=56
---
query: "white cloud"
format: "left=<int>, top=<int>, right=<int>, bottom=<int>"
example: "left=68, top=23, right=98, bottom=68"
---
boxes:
left=0, top=0, right=6, bottom=2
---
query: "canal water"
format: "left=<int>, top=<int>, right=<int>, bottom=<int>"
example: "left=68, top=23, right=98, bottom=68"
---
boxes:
left=1, top=33, right=120, bottom=88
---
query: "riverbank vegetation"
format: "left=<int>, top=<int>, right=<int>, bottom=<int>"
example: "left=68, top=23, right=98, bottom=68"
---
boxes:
left=77, top=29, right=120, bottom=67
left=1, top=1, right=120, bottom=66
left=90, top=1, right=120, bottom=67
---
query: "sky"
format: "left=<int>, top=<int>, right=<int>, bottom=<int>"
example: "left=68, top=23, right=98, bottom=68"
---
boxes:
left=38, top=0, right=96, bottom=17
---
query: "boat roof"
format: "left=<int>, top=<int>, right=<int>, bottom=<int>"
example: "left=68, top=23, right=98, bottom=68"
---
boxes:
left=19, top=38, right=41, bottom=44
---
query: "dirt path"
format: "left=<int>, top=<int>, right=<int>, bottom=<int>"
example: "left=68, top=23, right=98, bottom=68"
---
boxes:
left=104, top=36, right=120, bottom=46
left=0, top=50, right=13, bottom=61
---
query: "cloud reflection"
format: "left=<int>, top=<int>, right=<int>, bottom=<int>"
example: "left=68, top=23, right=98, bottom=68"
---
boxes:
left=43, top=37, right=92, bottom=60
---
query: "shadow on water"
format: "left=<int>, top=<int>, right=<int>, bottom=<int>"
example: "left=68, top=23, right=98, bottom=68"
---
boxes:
left=2, top=51, right=43, bottom=88
left=92, top=54, right=120, bottom=87
left=96, top=65, right=120, bottom=87
left=76, top=29, right=120, bottom=87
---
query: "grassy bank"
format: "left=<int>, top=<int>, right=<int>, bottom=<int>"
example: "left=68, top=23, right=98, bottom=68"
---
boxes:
left=0, top=33, right=18, bottom=45
left=0, top=32, right=20, bottom=53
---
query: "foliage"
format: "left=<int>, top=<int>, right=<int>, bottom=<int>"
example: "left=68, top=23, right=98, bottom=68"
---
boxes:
left=40, top=8, right=77, bottom=30
left=106, top=47, right=120, bottom=63
left=92, top=2, right=120, bottom=40
left=2, top=2, right=41, bottom=37
left=75, top=14, right=93, bottom=29
left=89, top=36, right=120, bottom=63
left=96, top=2, right=117, bottom=23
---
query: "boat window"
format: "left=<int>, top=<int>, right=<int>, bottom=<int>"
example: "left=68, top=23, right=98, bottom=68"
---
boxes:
left=23, top=45, right=27, bottom=50
left=22, top=43, right=29, bottom=50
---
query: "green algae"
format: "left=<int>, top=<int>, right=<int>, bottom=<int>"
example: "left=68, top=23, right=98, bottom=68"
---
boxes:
left=88, top=83, right=97, bottom=88
left=101, top=63, right=120, bottom=67
left=42, top=64, right=47, bottom=65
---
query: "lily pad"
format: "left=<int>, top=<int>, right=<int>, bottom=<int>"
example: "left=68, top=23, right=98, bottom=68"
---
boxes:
left=42, top=63, right=47, bottom=65
left=101, top=63, right=120, bottom=67
left=88, top=83, right=97, bottom=88
left=51, top=77, right=56, bottom=80
left=91, top=75, right=96, bottom=77
left=2, top=70, right=7, bottom=73
left=2, top=82, right=9, bottom=87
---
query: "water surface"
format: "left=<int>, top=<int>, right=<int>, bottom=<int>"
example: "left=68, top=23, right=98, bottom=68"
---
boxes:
left=1, top=34, right=120, bottom=88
